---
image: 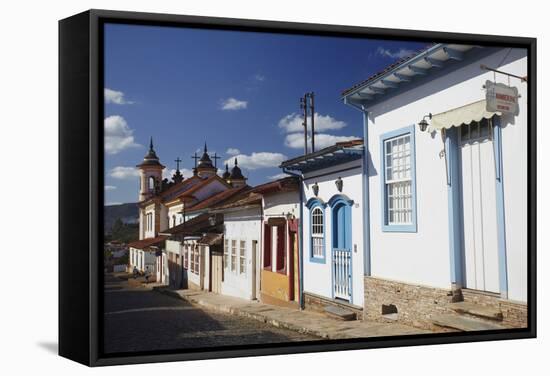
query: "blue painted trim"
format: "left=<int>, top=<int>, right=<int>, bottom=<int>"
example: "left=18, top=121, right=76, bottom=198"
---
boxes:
left=379, top=125, right=418, bottom=233
left=329, top=195, right=353, bottom=303
left=346, top=203, right=353, bottom=304
left=493, top=118, right=509, bottom=298
left=362, top=110, right=371, bottom=277
left=328, top=194, right=354, bottom=208
left=305, top=197, right=327, bottom=209
left=308, top=199, right=327, bottom=264
left=445, top=127, right=463, bottom=286
left=342, top=47, right=501, bottom=109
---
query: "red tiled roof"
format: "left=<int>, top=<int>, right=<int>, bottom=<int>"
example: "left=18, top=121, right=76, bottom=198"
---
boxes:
left=160, top=175, right=203, bottom=199
left=251, top=176, right=299, bottom=194
left=176, top=175, right=231, bottom=200
left=186, top=185, right=250, bottom=213
left=211, top=192, right=262, bottom=211
left=159, top=213, right=223, bottom=236
left=128, top=235, right=168, bottom=250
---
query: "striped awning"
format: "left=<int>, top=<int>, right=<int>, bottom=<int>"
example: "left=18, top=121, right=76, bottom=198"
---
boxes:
left=429, top=100, right=501, bottom=131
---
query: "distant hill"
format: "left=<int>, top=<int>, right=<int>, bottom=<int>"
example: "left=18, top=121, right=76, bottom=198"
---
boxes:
left=104, top=203, right=139, bottom=234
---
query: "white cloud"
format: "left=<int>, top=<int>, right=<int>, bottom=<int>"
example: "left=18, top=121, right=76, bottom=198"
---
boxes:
left=104, top=88, right=134, bottom=104
left=284, top=133, right=359, bottom=150
left=105, top=202, right=122, bottom=206
left=254, top=74, right=265, bottom=82
left=221, top=97, right=248, bottom=110
left=226, top=148, right=241, bottom=156
left=104, top=185, right=117, bottom=191
left=109, top=166, right=140, bottom=179
left=267, top=173, right=288, bottom=180
left=104, top=115, right=141, bottom=154
left=163, top=168, right=193, bottom=180
left=278, top=113, right=347, bottom=133
left=224, top=152, right=288, bottom=170
left=376, top=47, right=416, bottom=60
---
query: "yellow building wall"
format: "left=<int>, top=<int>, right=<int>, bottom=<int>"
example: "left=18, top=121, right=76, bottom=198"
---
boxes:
left=261, top=269, right=290, bottom=302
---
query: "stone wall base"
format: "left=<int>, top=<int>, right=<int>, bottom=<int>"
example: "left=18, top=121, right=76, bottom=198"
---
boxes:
left=364, top=277, right=527, bottom=331
left=303, top=292, right=363, bottom=320
left=461, top=289, right=527, bottom=328
left=364, top=276, right=455, bottom=331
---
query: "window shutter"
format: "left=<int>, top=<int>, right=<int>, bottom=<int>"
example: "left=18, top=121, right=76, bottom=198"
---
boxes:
left=263, top=224, right=271, bottom=268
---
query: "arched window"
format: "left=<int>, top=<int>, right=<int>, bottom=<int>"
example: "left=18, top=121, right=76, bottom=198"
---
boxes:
left=148, top=176, right=155, bottom=191
left=306, top=197, right=327, bottom=263
left=311, top=207, right=324, bottom=259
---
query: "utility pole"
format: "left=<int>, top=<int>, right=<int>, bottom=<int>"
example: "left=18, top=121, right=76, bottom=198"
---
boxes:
left=308, top=92, right=315, bottom=153
left=300, top=95, right=308, bottom=155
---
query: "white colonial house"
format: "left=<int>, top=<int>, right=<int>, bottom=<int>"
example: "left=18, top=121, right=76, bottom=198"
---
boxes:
left=280, top=140, right=365, bottom=318
left=341, top=43, right=528, bottom=329
left=211, top=190, right=263, bottom=300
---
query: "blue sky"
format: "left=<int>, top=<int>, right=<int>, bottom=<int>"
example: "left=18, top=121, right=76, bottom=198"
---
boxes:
left=104, top=23, right=427, bottom=205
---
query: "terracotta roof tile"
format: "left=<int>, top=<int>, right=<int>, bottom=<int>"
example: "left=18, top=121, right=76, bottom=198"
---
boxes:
left=128, top=235, right=168, bottom=250
left=186, top=185, right=250, bottom=213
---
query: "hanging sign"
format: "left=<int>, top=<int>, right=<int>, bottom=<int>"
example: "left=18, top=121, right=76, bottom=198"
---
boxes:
left=485, top=80, right=519, bottom=116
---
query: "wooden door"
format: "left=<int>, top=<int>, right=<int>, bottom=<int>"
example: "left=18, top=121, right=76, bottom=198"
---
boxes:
left=211, top=254, right=222, bottom=294
left=460, top=120, right=500, bottom=293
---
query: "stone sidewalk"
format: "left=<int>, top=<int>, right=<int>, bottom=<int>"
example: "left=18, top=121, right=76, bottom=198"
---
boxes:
left=158, top=288, right=430, bottom=339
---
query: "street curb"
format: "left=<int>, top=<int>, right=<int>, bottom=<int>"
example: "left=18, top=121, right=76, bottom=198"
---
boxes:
left=155, top=288, right=332, bottom=339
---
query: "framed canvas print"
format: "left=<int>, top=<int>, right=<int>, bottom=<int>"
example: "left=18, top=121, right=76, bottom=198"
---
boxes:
left=59, top=9, right=536, bottom=366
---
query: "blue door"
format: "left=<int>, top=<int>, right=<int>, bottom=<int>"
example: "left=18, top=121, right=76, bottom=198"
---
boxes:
left=332, top=203, right=352, bottom=301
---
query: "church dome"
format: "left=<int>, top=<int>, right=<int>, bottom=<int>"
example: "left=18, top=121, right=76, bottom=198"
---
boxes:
left=137, top=137, right=164, bottom=168
left=197, top=143, right=216, bottom=170
left=222, top=163, right=231, bottom=179
left=230, top=158, right=245, bottom=180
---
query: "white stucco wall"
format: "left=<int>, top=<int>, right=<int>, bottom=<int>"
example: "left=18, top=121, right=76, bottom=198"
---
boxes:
left=144, top=203, right=156, bottom=239
left=183, top=240, right=203, bottom=288
left=302, top=161, right=364, bottom=306
left=263, top=191, right=300, bottom=218
left=167, top=203, right=184, bottom=228
left=364, top=48, right=527, bottom=300
left=221, top=207, right=262, bottom=300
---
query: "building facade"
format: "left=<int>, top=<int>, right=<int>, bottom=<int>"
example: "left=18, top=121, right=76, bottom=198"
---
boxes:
left=342, top=44, right=527, bottom=329
left=281, top=141, right=365, bottom=318
left=253, top=178, right=301, bottom=308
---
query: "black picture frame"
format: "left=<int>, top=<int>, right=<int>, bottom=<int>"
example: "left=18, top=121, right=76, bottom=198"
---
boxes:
left=59, top=9, right=537, bottom=367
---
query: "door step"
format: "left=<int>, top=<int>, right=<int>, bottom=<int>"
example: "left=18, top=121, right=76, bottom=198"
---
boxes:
left=451, top=301, right=503, bottom=321
left=432, top=314, right=505, bottom=331
left=324, top=305, right=357, bottom=321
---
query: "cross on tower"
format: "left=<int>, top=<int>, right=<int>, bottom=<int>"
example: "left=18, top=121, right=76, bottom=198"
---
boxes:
left=191, top=152, right=199, bottom=168
left=212, top=153, right=221, bottom=168
left=174, top=157, right=182, bottom=171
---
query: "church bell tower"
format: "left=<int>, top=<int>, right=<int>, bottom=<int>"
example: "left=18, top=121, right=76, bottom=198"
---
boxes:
left=137, top=137, right=165, bottom=201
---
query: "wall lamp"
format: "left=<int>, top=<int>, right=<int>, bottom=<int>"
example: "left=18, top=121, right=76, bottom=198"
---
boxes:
left=418, top=113, right=432, bottom=132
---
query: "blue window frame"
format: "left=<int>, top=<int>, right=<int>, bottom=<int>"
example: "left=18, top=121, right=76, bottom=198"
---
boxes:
left=306, top=197, right=327, bottom=263
left=379, top=125, right=417, bottom=232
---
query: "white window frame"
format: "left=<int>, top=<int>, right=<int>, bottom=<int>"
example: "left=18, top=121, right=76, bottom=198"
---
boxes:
left=380, top=126, right=417, bottom=232
left=224, top=239, right=229, bottom=270
left=231, top=240, right=237, bottom=272
left=239, top=240, right=246, bottom=275
left=308, top=203, right=326, bottom=263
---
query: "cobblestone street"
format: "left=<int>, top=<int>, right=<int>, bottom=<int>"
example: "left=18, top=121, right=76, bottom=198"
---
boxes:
left=103, top=273, right=319, bottom=354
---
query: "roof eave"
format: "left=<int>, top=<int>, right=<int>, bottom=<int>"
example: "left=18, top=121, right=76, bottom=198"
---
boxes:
left=341, top=44, right=477, bottom=106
